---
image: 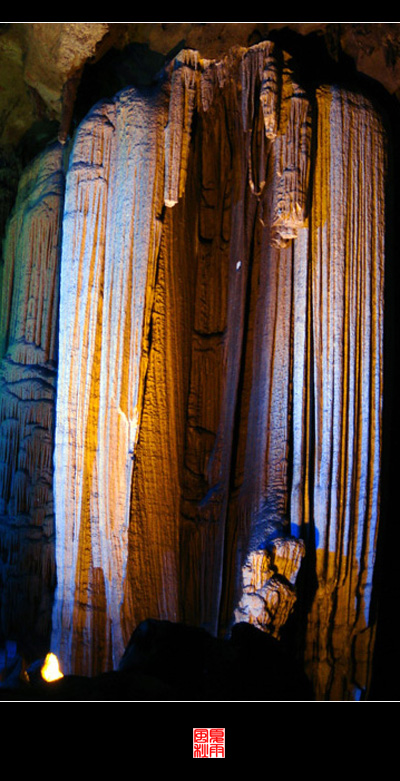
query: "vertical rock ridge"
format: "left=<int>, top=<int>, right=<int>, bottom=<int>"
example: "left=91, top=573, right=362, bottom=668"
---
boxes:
left=0, top=142, right=64, bottom=655
left=303, top=86, right=385, bottom=700
left=52, top=86, right=168, bottom=674
left=270, top=77, right=312, bottom=247
left=164, top=49, right=200, bottom=207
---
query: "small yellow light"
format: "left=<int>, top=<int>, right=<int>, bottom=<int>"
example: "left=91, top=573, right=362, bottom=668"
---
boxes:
left=41, top=653, right=64, bottom=682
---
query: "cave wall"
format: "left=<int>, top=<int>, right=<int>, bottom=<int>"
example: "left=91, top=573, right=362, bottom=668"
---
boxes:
left=0, top=143, right=64, bottom=656
left=0, top=27, right=391, bottom=699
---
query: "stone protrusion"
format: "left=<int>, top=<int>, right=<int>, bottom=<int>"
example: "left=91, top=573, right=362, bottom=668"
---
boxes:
left=234, top=539, right=305, bottom=638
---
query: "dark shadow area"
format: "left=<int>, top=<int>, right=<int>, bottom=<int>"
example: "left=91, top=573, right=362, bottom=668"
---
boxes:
left=15, top=119, right=60, bottom=169
left=0, top=618, right=314, bottom=701
left=367, top=88, right=400, bottom=702
left=73, top=40, right=184, bottom=131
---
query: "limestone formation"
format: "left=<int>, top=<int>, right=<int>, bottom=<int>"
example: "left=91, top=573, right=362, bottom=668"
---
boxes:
left=0, top=38, right=386, bottom=700
left=234, top=539, right=305, bottom=637
left=0, top=142, right=64, bottom=655
left=304, top=85, right=385, bottom=700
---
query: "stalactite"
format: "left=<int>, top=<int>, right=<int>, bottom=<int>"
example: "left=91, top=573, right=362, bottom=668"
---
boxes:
left=164, top=49, right=200, bottom=207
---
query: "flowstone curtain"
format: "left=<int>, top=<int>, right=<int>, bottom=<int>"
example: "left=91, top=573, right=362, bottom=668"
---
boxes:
left=216, top=82, right=385, bottom=701
left=0, top=42, right=384, bottom=699
left=0, top=145, right=64, bottom=655
left=301, top=87, right=385, bottom=699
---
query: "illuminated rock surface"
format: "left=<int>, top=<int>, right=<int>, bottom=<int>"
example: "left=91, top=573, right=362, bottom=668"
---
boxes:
left=301, top=86, right=385, bottom=700
left=0, top=143, right=64, bottom=656
left=234, top=540, right=306, bottom=638
left=0, top=37, right=387, bottom=700
left=2, top=23, right=400, bottom=150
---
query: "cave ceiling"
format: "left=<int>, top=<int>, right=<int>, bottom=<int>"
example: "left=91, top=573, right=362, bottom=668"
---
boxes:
left=1, top=22, right=400, bottom=156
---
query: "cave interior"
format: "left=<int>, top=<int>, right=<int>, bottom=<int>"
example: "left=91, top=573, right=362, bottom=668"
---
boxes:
left=0, top=22, right=400, bottom=702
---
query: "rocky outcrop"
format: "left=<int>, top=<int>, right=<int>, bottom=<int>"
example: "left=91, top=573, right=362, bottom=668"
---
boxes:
left=234, top=539, right=305, bottom=638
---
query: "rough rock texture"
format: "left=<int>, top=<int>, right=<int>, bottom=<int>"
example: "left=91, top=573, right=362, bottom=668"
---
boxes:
left=303, top=85, right=385, bottom=700
left=51, top=84, right=167, bottom=674
left=0, top=143, right=64, bottom=656
left=0, top=23, right=110, bottom=147
left=0, top=38, right=386, bottom=700
left=22, top=23, right=109, bottom=117
left=234, top=539, right=305, bottom=638
left=48, top=42, right=386, bottom=700
left=2, top=24, right=400, bottom=152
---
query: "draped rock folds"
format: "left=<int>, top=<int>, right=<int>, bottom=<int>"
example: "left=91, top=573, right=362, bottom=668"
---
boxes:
left=0, top=143, right=64, bottom=654
left=0, top=41, right=386, bottom=700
